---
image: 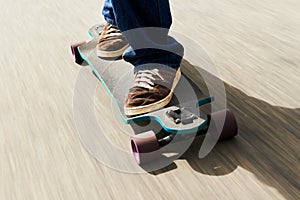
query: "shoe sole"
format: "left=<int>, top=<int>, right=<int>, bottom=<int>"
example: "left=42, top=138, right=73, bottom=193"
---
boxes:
left=124, top=68, right=182, bottom=116
left=97, top=44, right=130, bottom=58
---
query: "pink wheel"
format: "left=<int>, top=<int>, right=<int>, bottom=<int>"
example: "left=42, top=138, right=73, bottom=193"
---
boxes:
left=70, top=41, right=86, bottom=64
left=131, top=131, right=160, bottom=165
left=209, top=109, right=238, bottom=141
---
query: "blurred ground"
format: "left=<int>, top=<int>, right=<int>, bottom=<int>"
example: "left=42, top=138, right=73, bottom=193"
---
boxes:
left=0, top=0, right=299, bottom=199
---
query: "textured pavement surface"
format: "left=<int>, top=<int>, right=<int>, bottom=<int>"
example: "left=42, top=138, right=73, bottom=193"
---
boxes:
left=0, top=0, right=299, bottom=199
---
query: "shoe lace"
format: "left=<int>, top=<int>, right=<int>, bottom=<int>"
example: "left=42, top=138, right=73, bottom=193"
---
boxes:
left=133, top=69, right=164, bottom=90
left=99, top=24, right=122, bottom=42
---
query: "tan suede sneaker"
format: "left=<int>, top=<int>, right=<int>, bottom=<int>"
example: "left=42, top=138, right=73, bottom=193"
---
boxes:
left=97, top=24, right=129, bottom=58
left=124, top=67, right=181, bottom=116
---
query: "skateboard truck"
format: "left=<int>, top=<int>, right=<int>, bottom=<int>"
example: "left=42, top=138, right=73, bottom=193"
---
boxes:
left=165, top=97, right=215, bottom=125
left=166, top=107, right=198, bottom=125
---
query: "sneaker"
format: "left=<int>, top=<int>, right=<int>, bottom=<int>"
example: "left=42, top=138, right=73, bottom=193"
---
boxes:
left=97, top=24, right=129, bottom=58
left=124, top=67, right=181, bottom=116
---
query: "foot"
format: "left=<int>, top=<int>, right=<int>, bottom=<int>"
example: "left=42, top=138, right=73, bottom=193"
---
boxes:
left=124, top=67, right=181, bottom=116
left=97, top=24, right=129, bottom=58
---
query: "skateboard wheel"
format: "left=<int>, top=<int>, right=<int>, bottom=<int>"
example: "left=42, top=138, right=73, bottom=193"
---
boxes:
left=209, top=109, right=238, bottom=141
left=70, top=41, right=86, bottom=64
left=131, top=131, right=160, bottom=165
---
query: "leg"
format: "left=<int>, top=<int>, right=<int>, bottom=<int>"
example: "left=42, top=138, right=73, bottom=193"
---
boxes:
left=109, top=0, right=183, bottom=115
left=110, top=0, right=184, bottom=70
left=101, top=0, right=184, bottom=115
left=101, top=0, right=117, bottom=26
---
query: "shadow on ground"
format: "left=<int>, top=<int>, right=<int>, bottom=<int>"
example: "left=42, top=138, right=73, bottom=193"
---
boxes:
left=148, top=61, right=300, bottom=199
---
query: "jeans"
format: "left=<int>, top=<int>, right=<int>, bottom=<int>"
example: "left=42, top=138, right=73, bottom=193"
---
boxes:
left=102, top=0, right=184, bottom=71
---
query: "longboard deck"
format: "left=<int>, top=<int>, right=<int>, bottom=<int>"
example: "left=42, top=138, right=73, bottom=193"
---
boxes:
left=78, top=25, right=209, bottom=134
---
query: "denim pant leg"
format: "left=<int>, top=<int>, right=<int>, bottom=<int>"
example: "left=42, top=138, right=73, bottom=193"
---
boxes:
left=104, top=0, right=184, bottom=70
left=101, top=0, right=117, bottom=26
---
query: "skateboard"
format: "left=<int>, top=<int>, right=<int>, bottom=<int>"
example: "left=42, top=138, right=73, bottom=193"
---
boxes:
left=71, top=24, right=238, bottom=165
